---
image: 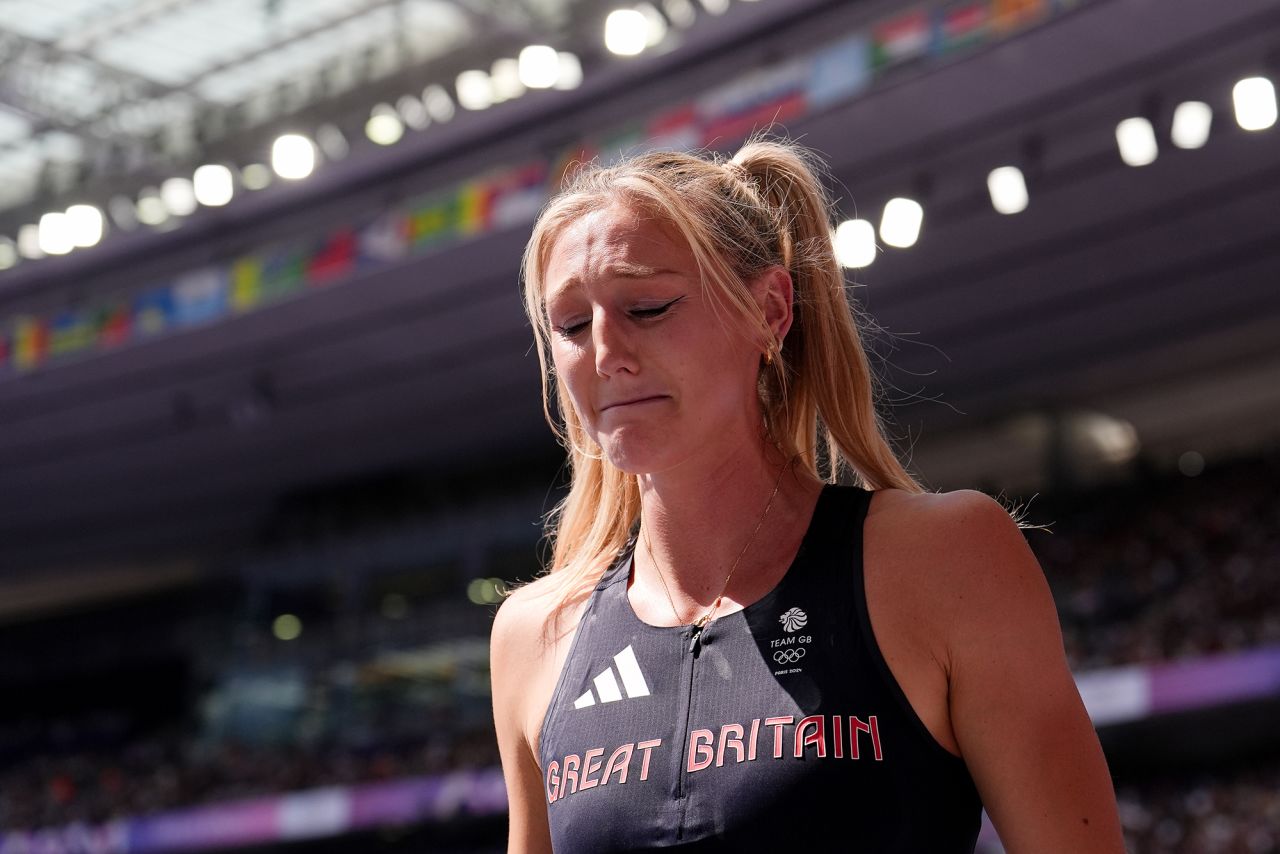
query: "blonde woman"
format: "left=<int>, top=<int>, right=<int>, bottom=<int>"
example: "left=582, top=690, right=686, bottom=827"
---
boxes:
left=489, top=137, right=1124, bottom=853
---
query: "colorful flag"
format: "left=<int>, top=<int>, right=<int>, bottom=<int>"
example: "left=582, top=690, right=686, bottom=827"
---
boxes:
left=936, top=2, right=990, bottom=52
left=96, top=300, right=131, bottom=349
left=645, top=105, right=701, bottom=153
left=490, top=162, right=550, bottom=229
left=231, top=256, right=264, bottom=312
left=307, top=228, right=356, bottom=282
left=456, top=183, right=494, bottom=236
left=133, top=288, right=173, bottom=338
left=991, top=0, right=1048, bottom=33
left=408, top=194, right=457, bottom=250
left=697, top=61, right=809, bottom=146
left=260, top=246, right=306, bottom=301
left=13, top=316, right=48, bottom=370
left=172, top=267, right=229, bottom=327
left=871, top=8, right=932, bottom=69
left=808, top=34, right=872, bottom=109
left=49, top=309, right=96, bottom=357
left=358, top=212, right=409, bottom=263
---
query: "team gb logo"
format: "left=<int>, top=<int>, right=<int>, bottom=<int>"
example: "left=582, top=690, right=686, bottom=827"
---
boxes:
left=779, top=607, right=808, bottom=633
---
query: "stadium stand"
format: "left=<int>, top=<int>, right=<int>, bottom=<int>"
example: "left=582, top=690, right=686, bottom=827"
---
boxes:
left=2, top=445, right=1278, bottom=853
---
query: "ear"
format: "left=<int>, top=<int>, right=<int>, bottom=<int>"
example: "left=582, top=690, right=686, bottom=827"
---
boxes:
left=751, top=265, right=795, bottom=351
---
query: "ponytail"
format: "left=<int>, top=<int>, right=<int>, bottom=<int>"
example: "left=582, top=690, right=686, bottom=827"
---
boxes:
left=729, top=135, right=922, bottom=491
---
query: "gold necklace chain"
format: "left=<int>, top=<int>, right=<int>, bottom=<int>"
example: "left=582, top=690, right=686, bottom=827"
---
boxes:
left=640, top=459, right=789, bottom=637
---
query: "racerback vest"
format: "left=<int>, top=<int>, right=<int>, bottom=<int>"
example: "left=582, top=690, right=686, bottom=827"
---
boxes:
left=538, top=484, right=983, bottom=852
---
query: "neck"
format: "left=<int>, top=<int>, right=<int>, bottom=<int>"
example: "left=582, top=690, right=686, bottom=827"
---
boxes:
left=634, top=434, right=824, bottom=618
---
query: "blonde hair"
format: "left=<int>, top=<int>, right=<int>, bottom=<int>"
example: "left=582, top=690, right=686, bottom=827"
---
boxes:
left=519, top=134, right=925, bottom=630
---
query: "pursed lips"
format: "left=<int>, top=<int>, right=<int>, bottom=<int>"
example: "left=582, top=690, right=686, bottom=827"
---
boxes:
left=600, top=395, right=667, bottom=412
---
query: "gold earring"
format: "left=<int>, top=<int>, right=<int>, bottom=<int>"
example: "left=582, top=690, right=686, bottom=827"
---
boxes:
left=764, top=346, right=775, bottom=366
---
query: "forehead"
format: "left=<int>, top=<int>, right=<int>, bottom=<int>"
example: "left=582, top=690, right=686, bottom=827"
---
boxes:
left=543, top=203, right=694, bottom=304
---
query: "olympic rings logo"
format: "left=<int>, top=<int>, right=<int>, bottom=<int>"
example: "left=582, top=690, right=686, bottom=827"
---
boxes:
left=773, top=648, right=806, bottom=665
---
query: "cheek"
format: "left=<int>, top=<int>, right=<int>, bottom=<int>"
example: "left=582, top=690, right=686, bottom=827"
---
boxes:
left=551, top=346, right=594, bottom=417
left=683, top=339, right=761, bottom=417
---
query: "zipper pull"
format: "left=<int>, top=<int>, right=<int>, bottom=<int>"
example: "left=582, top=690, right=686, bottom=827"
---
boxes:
left=688, top=614, right=711, bottom=656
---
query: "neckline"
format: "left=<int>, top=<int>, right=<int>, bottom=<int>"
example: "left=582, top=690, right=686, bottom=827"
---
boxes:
left=617, top=483, right=834, bottom=633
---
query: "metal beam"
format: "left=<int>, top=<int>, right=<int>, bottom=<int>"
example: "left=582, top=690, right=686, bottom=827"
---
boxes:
left=0, top=0, right=574, bottom=205
left=55, top=0, right=212, bottom=53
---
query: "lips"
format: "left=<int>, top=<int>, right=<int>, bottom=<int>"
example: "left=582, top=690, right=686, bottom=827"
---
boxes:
left=601, top=395, right=667, bottom=412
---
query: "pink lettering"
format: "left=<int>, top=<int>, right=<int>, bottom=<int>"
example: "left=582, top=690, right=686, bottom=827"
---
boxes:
left=637, top=738, right=662, bottom=780
left=715, top=724, right=745, bottom=767
left=747, top=718, right=760, bottom=761
left=765, top=716, right=793, bottom=758
left=795, top=714, right=826, bottom=758
left=562, top=753, right=581, bottom=795
left=687, top=728, right=714, bottom=773
left=603, top=743, right=633, bottom=785
left=869, top=715, right=884, bottom=761
left=833, top=714, right=844, bottom=759
left=547, top=737, right=666, bottom=801
left=546, top=760, right=560, bottom=804
left=849, top=715, right=884, bottom=761
left=579, top=747, right=605, bottom=789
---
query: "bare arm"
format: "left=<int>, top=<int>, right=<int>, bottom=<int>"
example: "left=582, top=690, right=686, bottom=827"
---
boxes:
left=937, top=490, right=1125, bottom=853
left=491, top=594, right=555, bottom=854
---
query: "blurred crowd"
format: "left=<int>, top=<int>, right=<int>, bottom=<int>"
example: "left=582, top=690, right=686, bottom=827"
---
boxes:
left=1117, top=763, right=1280, bottom=853
left=1029, top=454, right=1280, bottom=672
left=0, top=723, right=499, bottom=831
left=2, top=450, right=1278, bottom=844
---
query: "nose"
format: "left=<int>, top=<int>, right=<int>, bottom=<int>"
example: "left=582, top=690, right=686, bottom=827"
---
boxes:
left=593, top=307, right=639, bottom=378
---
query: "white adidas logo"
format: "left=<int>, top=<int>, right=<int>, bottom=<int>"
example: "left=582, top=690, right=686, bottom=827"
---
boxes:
left=573, top=644, right=651, bottom=709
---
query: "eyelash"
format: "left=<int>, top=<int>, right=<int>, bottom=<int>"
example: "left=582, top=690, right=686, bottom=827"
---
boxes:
left=555, top=297, right=682, bottom=338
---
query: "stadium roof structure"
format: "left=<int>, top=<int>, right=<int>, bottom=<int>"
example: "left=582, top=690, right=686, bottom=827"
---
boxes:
left=0, top=0, right=1278, bottom=576
left=0, top=0, right=629, bottom=231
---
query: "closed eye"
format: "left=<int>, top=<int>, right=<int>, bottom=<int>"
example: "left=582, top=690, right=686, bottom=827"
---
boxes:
left=631, top=299, right=680, bottom=319
left=554, top=297, right=683, bottom=338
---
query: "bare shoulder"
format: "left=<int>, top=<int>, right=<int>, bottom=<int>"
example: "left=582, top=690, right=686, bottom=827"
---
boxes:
left=491, top=572, right=583, bottom=854
left=491, top=571, right=594, bottom=754
left=868, top=485, right=1017, bottom=526
left=864, top=487, right=1045, bottom=649
left=916, top=488, right=1045, bottom=607
left=491, top=572, right=579, bottom=667
left=876, top=490, right=1125, bottom=850
left=863, top=486, right=1124, bottom=850
left=868, top=487, right=1030, bottom=570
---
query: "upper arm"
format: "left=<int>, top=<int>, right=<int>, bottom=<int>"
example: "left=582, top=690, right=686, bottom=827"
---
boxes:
left=490, top=594, right=554, bottom=854
left=934, top=490, right=1125, bottom=854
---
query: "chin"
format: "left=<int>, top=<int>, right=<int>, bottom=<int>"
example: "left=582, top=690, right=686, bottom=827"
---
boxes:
left=600, top=446, right=663, bottom=476
left=596, top=431, right=681, bottom=476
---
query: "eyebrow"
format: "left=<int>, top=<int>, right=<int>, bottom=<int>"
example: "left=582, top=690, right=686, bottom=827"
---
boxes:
left=543, top=263, right=682, bottom=308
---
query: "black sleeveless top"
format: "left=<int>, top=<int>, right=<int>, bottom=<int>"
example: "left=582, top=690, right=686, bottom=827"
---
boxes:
left=538, top=484, right=983, bottom=852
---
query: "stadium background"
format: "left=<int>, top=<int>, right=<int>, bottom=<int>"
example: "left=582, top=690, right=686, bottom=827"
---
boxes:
left=0, top=0, right=1278, bottom=851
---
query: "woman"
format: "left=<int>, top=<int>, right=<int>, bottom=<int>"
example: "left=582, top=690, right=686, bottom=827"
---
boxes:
left=490, top=136, right=1124, bottom=852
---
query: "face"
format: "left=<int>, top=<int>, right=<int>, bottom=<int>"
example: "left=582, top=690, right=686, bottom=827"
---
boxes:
left=541, top=202, right=768, bottom=475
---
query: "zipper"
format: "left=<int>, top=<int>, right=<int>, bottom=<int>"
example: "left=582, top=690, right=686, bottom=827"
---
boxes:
left=674, top=623, right=702, bottom=807
left=688, top=615, right=709, bottom=654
